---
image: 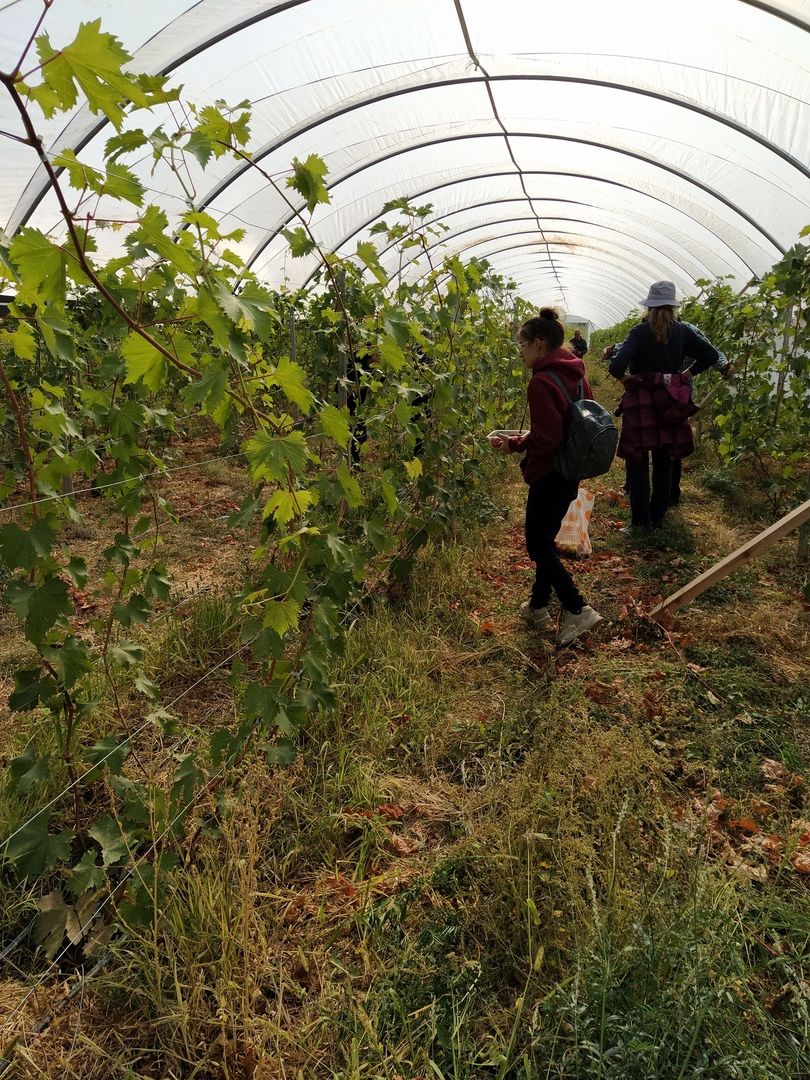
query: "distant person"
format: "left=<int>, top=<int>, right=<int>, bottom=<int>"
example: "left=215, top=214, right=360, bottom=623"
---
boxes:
left=570, top=328, right=589, bottom=359
left=608, top=282, right=723, bottom=531
left=490, top=308, right=603, bottom=646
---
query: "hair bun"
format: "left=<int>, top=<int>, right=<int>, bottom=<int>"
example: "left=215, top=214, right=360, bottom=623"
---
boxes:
left=538, top=307, right=560, bottom=321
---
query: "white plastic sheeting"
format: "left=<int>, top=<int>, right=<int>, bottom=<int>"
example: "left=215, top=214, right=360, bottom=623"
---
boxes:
left=1, top=0, right=809, bottom=325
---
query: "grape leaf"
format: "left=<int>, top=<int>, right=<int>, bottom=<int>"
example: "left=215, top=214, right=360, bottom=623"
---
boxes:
left=10, top=229, right=68, bottom=306
left=104, top=129, right=148, bottom=162
left=378, top=336, right=405, bottom=372
left=337, top=463, right=364, bottom=508
left=88, top=814, right=130, bottom=866
left=8, top=745, right=51, bottom=794
left=85, top=734, right=131, bottom=778
left=6, top=816, right=74, bottom=880
left=110, top=639, right=143, bottom=668
left=7, top=575, right=72, bottom=642
left=54, top=149, right=145, bottom=206
left=12, top=322, right=37, bottom=360
left=142, top=566, right=171, bottom=602
left=0, top=519, right=55, bottom=571
left=364, top=516, right=396, bottom=553
left=383, top=307, right=411, bottom=346
left=243, top=430, right=309, bottom=483
left=68, top=850, right=105, bottom=896
left=356, top=242, right=387, bottom=286
left=36, top=310, right=76, bottom=362
left=41, top=635, right=93, bottom=689
left=262, top=598, right=302, bottom=636
left=320, top=404, right=352, bottom=448
left=268, top=356, right=314, bottom=414
left=113, top=592, right=151, bottom=627
left=121, top=333, right=167, bottom=393
left=286, top=154, right=330, bottom=213
left=28, top=20, right=167, bottom=130
left=281, top=227, right=317, bottom=258
left=8, top=667, right=58, bottom=712
left=34, top=891, right=70, bottom=959
left=263, top=488, right=319, bottom=527
left=183, top=360, right=228, bottom=412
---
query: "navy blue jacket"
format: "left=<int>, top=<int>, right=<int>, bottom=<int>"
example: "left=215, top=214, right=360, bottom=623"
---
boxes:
left=608, top=320, right=720, bottom=379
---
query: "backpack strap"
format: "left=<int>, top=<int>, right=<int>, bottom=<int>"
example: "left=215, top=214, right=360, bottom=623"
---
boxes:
left=542, top=371, right=583, bottom=404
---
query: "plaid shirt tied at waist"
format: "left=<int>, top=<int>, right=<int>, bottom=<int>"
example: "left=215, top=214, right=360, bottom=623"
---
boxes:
left=616, top=371, right=698, bottom=461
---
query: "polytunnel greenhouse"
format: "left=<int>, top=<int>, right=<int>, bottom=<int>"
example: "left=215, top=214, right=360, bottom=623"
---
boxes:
left=2, top=0, right=810, bottom=322
left=0, top=2, right=809, bottom=1077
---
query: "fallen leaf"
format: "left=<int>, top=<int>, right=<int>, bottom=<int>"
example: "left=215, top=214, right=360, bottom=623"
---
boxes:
left=791, top=851, right=810, bottom=874
left=377, top=803, right=405, bottom=821
left=728, top=818, right=759, bottom=835
left=325, top=873, right=357, bottom=898
left=762, top=758, right=788, bottom=782
left=733, top=862, right=768, bottom=882
left=760, top=835, right=784, bottom=864
left=389, top=834, right=418, bottom=856
left=751, top=798, right=775, bottom=819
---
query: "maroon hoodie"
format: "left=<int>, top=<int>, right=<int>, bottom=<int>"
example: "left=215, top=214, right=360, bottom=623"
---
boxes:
left=508, top=347, right=590, bottom=484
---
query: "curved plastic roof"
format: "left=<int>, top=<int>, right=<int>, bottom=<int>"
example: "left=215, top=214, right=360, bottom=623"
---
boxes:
left=2, top=0, right=809, bottom=326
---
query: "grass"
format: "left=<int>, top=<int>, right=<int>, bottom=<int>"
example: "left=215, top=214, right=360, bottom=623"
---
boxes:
left=1, top=394, right=809, bottom=1076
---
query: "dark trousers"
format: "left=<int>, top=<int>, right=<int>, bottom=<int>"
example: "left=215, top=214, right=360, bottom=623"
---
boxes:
left=626, top=449, right=672, bottom=526
left=525, top=473, right=585, bottom=613
left=625, top=456, right=682, bottom=505
left=670, top=458, right=682, bottom=505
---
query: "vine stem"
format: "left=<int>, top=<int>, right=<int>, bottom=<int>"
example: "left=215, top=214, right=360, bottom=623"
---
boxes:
left=11, top=0, right=53, bottom=80
left=0, top=359, right=39, bottom=517
left=41, top=658, right=82, bottom=834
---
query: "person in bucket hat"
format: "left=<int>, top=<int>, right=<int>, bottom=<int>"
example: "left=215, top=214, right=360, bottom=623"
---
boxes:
left=607, top=281, right=723, bottom=531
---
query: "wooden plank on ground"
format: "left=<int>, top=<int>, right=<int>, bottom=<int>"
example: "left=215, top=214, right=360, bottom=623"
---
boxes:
left=650, top=497, right=810, bottom=618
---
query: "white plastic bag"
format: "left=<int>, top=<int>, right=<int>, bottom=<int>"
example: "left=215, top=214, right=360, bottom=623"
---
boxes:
left=556, top=487, right=594, bottom=558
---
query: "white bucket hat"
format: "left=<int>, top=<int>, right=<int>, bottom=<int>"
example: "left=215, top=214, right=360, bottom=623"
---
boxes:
left=639, top=280, right=679, bottom=308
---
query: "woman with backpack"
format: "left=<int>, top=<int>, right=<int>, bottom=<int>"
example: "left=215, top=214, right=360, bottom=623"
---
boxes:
left=490, top=308, right=603, bottom=646
left=608, top=281, right=722, bottom=531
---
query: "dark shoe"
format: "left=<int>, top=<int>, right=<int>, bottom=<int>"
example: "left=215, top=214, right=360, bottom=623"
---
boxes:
left=619, top=524, right=649, bottom=534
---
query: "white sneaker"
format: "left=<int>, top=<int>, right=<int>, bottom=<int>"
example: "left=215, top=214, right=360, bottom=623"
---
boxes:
left=519, top=601, right=552, bottom=628
left=558, top=605, right=603, bottom=646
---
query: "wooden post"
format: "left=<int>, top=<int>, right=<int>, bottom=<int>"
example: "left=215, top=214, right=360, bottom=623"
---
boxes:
left=650, top=497, right=810, bottom=618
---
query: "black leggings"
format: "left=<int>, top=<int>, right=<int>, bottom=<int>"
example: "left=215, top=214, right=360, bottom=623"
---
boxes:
left=525, top=473, right=586, bottom=613
left=626, top=449, right=672, bottom=526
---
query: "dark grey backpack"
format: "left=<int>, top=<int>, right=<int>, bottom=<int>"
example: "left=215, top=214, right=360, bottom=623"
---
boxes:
left=544, top=373, right=618, bottom=482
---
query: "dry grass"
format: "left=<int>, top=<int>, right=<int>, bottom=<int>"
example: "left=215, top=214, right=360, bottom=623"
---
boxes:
left=1, top=409, right=808, bottom=1076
